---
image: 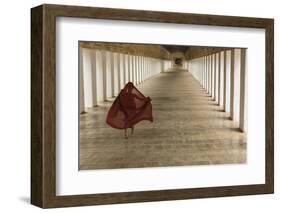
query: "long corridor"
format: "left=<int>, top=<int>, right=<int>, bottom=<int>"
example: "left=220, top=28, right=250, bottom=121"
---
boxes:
left=79, top=70, right=246, bottom=170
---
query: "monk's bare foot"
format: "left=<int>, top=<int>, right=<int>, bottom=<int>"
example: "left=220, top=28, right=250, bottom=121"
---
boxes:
left=131, top=127, right=134, bottom=135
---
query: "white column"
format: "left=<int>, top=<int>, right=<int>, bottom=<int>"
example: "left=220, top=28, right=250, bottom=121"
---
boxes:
left=141, top=56, right=144, bottom=82
left=134, top=56, right=137, bottom=84
left=149, top=58, right=150, bottom=77
left=203, top=57, right=205, bottom=89
left=137, top=56, right=140, bottom=84
left=123, top=54, right=127, bottom=85
left=223, top=51, right=227, bottom=111
left=230, top=49, right=235, bottom=119
left=148, top=58, right=150, bottom=77
left=143, top=57, right=145, bottom=80
left=149, top=58, right=151, bottom=77
left=145, top=57, right=147, bottom=79
left=151, top=58, right=153, bottom=77
left=146, top=57, right=148, bottom=79
left=208, top=55, right=211, bottom=94
left=148, top=57, right=150, bottom=77
left=143, top=57, right=147, bottom=79
left=205, top=56, right=207, bottom=89
left=91, top=50, right=98, bottom=106
left=102, top=50, right=107, bottom=101
left=110, top=52, right=115, bottom=97
left=147, top=57, right=149, bottom=78
left=205, top=56, right=207, bottom=91
left=131, top=55, right=135, bottom=84
left=142, top=57, right=144, bottom=80
left=218, top=52, right=221, bottom=106
left=134, top=55, right=137, bottom=84
left=214, top=54, right=217, bottom=101
left=199, top=58, right=202, bottom=85
left=135, top=56, right=139, bottom=84
left=128, top=54, right=131, bottom=82
left=143, top=57, right=146, bottom=80
left=239, top=49, right=247, bottom=131
left=139, top=56, right=141, bottom=82
left=202, top=57, right=205, bottom=88
left=150, top=59, right=152, bottom=77
left=148, top=58, right=149, bottom=78
left=201, top=57, right=203, bottom=86
left=137, top=56, right=140, bottom=83
left=144, top=57, right=146, bottom=80
left=211, top=54, right=214, bottom=98
left=229, top=49, right=235, bottom=120
left=139, top=56, right=141, bottom=83
left=117, top=53, right=121, bottom=92
left=137, top=56, right=139, bottom=83
left=131, top=55, right=134, bottom=83
left=206, top=56, right=209, bottom=93
left=210, top=55, right=213, bottom=96
left=79, top=47, right=85, bottom=113
left=135, top=56, right=138, bottom=84
left=131, top=55, right=133, bottom=82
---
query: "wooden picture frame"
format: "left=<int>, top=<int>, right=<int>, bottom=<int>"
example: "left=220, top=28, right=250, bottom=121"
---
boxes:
left=31, top=4, right=274, bottom=208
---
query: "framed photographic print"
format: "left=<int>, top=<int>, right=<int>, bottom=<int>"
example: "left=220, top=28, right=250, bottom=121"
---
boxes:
left=31, top=4, right=274, bottom=208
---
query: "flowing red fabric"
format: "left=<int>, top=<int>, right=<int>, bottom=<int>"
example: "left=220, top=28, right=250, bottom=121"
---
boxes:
left=106, top=82, right=153, bottom=129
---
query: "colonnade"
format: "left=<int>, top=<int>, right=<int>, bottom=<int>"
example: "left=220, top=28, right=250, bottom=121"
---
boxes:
left=188, top=49, right=247, bottom=132
left=80, top=47, right=172, bottom=113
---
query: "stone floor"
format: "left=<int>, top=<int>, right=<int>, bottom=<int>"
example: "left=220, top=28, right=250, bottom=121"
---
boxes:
left=79, top=70, right=246, bottom=170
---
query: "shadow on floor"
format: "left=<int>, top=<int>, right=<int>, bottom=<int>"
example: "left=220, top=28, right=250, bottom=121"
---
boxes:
left=229, top=127, right=243, bottom=133
left=206, top=102, right=219, bottom=106
left=211, top=109, right=225, bottom=112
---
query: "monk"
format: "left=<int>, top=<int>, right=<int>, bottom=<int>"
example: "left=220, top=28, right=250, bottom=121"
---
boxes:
left=106, top=82, right=153, bottom=139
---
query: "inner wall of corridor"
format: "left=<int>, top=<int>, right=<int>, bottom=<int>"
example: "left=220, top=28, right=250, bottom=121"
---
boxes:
left=79, top=46, right=247, bottom=132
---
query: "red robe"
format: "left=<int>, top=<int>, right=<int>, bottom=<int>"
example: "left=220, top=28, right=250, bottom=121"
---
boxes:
left=106, top=82, right=153, bottom=129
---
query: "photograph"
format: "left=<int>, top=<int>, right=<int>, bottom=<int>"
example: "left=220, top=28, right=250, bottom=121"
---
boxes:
left=79, top=41, right=247, bottom=170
